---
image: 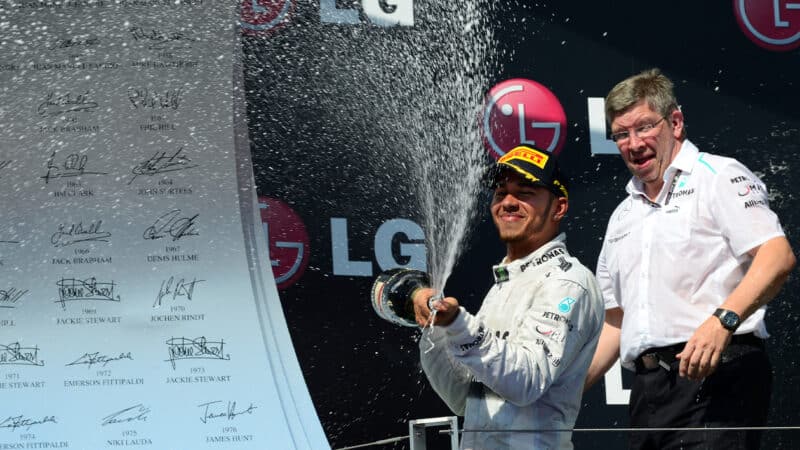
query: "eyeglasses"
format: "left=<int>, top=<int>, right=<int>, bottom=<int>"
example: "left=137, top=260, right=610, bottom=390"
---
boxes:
left=609, top=117, right=666, bottom=143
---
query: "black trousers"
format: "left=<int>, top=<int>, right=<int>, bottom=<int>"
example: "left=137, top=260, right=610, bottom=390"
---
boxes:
left=629, top=344, right=771, bottom=450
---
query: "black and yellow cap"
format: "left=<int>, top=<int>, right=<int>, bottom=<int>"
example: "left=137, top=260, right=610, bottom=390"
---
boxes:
left=490, top=145, right=569, bottom=199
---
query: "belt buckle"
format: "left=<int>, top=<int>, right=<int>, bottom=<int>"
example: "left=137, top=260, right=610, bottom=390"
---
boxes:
left=640, top=353, right=672, bottom=371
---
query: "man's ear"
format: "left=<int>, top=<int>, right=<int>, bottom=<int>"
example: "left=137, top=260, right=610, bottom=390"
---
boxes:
left=552, top=196, right=569, bottom=222
left=669, top=108, right=685, bottom=139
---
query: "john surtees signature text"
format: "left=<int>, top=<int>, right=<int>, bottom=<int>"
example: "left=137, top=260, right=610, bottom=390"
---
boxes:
left=128, top=147, right=198, bottom=184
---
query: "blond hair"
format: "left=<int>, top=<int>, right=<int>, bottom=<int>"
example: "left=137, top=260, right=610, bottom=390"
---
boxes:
left=605, top=68, right=684, bottom=138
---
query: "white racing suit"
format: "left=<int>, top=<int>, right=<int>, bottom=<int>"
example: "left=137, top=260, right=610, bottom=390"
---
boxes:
left=420, top=233, right=604, bottom=449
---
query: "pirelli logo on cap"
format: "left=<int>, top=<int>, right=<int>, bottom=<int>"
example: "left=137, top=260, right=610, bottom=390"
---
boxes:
left=499, top=146, right=549, bottom=169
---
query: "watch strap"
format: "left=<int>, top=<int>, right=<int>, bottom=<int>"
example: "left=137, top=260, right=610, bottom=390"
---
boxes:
left=713, top=308, right=741, bottom=332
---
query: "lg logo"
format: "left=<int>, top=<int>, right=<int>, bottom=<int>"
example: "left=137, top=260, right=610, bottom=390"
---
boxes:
left=259, top=197, right=426, bottom=289
left=240, top=0, right=294, bottom=35
left=482, top=78, right=567, bottom=158
left=482, top=78, right=619, bottom=157
left=241, top=0, right=413, bottom=35
left=331, top=218, right=426, bottom=276
left=320, top=0, right=414, bottom=27
left=734, top=0, right=800, bottom=51
left=259, top=197, right=309, bottom=290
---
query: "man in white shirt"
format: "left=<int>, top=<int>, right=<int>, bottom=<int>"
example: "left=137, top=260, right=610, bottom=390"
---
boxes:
left=413, top=145, right=604, bottom=449
left=585, top=68, right=796, bottom=449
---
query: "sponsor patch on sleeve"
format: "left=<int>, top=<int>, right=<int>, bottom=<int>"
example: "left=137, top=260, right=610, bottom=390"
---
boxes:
left=557, top=297, right=576, bottom=313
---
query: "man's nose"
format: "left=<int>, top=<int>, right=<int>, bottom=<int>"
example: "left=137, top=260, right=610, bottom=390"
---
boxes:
left=627, top=131, right=647, bottom=149
left=501, top=194, right=519, bottom=208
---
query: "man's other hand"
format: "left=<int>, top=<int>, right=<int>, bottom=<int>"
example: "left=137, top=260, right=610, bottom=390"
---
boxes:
left=412, top=288, right=460, bottom=327
left=676, top=316, right=733, bottom=380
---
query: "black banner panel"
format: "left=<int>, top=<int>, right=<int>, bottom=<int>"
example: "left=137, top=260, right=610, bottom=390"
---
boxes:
left=243, top=1, right=800, bottom=448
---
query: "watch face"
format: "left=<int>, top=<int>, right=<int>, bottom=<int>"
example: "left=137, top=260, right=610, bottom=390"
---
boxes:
left=722, top=314, right=738, bottom=327
left=718, top=310, right=740, bottom=329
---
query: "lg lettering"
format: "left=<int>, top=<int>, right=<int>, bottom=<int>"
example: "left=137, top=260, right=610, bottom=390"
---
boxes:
left=331, top=218, right=426, bottom=276
left=587, top=97, right=619, bottom=156
left=320, top=0, right=414, bottom=27
left=585, top=97, right=632, bottom=404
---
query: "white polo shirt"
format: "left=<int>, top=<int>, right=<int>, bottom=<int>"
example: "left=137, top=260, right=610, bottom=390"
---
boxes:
left=597, top=140, right=786, bottom=368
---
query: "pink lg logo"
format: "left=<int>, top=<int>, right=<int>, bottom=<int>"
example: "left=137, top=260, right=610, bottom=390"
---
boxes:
left=258, top=197, right=310, bottom=290
left=240, top=0, right=294, bottom=36
left=482, top=78, right=567, bottom=159
left=734, top=0, right=800, bottom=51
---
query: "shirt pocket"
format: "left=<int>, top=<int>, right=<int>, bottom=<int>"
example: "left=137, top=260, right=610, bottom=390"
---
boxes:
left=655, top=200, right=698, bottom=298
left=658, top=202, right=693, bottom=246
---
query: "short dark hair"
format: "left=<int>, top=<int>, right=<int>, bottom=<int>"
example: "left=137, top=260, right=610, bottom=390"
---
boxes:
left=605, top=68, right=685, bottom=139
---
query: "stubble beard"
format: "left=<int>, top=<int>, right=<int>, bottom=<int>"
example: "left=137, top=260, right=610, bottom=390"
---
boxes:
left=498, top=229, right=524, bottom=243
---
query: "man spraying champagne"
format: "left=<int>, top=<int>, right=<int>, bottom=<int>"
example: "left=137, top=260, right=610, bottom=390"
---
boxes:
left=409, top=146, right=604, bottom=450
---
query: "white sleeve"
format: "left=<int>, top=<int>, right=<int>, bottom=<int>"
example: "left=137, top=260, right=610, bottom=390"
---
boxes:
left=419, top=326, right=472, bottom=415
left=708, top=159, right=785, bottom=256
left=441, top=278, right=599, bottom=407
left=596, top=236, right=620, bottom=310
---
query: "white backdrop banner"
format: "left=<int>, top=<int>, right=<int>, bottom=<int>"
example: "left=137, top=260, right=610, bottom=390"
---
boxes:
left=0, top=1, right=328, bottom=448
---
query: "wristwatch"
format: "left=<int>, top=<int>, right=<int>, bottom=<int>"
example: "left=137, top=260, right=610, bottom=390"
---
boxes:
left=713, top=308, right=741, bottom=332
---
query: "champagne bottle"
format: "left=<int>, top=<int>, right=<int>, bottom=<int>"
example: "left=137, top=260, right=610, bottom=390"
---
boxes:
left=371, top=268, right=432, bottom=327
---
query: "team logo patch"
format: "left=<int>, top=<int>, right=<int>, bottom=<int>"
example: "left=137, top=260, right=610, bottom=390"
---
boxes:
left=535, top=325, right=567, bottom=343
left=558, top=297, right=576, bottom=313
left=493, top=266, right=509, bottom=283
left=737, top=183, right=764, bottom=197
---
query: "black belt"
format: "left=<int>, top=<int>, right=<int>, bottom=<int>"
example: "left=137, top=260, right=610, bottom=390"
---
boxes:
left=634, top=333, right=765, bottom=373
